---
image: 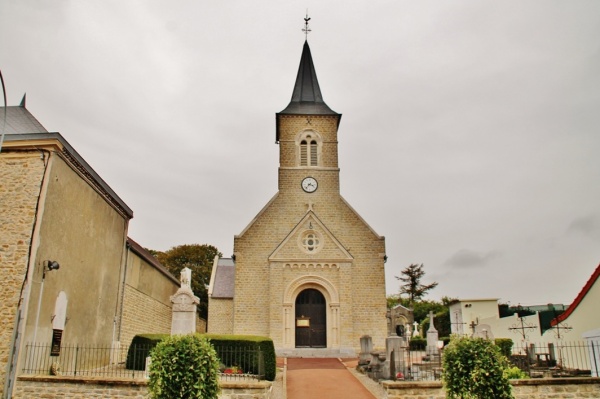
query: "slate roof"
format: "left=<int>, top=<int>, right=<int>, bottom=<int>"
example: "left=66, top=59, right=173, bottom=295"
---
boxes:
left=278, top=41, right=338, bottom=116
left=276, top=41, right=341, bottom=142
left=1, top=102, right=134, bottom=219
left=1, top=103, right=48, bottom=134
left=211, top=258, right=235, bottom=299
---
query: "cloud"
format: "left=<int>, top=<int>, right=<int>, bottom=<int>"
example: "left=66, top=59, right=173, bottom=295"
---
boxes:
left=567, top=215, right=600, bottom=238
left=444, top=249, right=501, bottom=269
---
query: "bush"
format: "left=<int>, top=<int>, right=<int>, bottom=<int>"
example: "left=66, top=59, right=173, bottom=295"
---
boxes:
left=409, top=337, right=426, bottom=351
left=504, top=366, right=528, bottom=380
left=442, top=336, right=514, bottom=399
left=126, top=334, right=168, bottom=370
left=148, top=334, right=220, bottom=399
left=203, top=334, right=276, bottom=381
left=495, top=338, right=513, bottom=358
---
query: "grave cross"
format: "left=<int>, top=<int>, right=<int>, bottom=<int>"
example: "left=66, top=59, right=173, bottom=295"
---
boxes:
left=469, top=320, right=478, bottom=336
left=450, top=311, right=467, bottom=335
left=508, top=316, right=536, bottom=341
left=428, top=311, right=436, bottom=331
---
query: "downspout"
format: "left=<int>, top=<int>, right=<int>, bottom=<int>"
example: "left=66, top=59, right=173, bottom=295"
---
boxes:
left=4, top=149, right=52, bottom=399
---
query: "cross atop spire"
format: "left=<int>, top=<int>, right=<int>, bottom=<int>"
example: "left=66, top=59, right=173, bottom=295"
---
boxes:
left=302, top=12, right=311, bottom=40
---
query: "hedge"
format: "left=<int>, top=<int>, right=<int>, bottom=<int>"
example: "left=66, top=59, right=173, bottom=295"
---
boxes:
left=203, top=334, right=276, bottom=381
left=126, top=334, right=169, bottom=370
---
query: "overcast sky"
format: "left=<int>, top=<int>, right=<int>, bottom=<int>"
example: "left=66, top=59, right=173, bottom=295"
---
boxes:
left=2, top=1, right=599, bottom=307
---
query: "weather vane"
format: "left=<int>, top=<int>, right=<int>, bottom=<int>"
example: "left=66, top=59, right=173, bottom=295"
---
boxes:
left=302, top=12, right=311, bottom=40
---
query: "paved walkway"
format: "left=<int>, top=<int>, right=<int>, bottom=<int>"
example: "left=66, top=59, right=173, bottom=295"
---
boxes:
left=286, top=358, right=377, bottom=399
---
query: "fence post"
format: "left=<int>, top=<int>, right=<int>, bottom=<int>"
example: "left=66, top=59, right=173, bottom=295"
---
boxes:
left=592, top=342, right=599, bottom=378
left=259, top=349, right=264, bottom=379
left=390, top=349, right=396, bottom=381
left=74, top=345, right=79, bottom=376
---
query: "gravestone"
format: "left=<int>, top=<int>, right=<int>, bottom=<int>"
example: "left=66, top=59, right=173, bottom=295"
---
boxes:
left=426, top=311, right=439, bottom=356
left=170, top=267, right=200, bottom=335
left=359, top=335, right=373, bottom=365
left=412, top=321, right=420, bottom=337
left=384, top=335, right=406, bottom=379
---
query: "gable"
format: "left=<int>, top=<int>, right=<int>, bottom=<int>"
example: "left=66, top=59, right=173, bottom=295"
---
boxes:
left=269, top=211, right=353, bottom=262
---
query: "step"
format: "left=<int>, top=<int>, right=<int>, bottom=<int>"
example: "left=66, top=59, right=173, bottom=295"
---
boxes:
left=277, top=347, right=356, bottom=358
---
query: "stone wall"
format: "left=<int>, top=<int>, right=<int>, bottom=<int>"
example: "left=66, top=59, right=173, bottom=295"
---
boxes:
left=0, top=152, right=46, bottom=387
left=13, top=376, right=273, bottom=399
left=120, top=286, right=173, bottom=346
left=119, top=244, right=179, bottom=346
left=382, top=378, right=600, bottom=399
left=208, top=298, right=234, bottom=334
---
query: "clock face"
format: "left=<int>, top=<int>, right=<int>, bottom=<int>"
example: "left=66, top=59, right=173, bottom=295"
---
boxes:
left=301, top=177, right=318, bottom=193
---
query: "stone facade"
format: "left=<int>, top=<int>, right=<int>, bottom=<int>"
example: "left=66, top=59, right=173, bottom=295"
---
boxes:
left=0, top=151, right=47, bottom=388
left=208, top=298, right=234, bottom=334
left=119, top=240, right=178, bottom=346
left=209, top=41, right=388, bottom=354
left=2, top=109, right=181, bottom=397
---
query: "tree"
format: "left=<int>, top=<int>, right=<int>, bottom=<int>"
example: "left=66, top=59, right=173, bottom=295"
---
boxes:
left=150, top=244, right=222, bottom=320
left=396, top=263, right=438, bottom=305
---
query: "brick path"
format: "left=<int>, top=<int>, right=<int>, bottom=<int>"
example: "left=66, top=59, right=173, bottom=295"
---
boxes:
left=286, top=358, right=377, bottom=399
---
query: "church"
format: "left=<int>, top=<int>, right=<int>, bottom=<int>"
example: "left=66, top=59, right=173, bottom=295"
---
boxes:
left=207, top=38, right=388, bottom=355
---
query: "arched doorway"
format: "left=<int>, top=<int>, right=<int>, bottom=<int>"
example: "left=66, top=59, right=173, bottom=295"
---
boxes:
left=295, top=289, right=326, bottom=348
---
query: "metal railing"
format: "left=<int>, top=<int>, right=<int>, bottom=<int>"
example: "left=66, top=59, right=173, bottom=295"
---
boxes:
left=22, top=342, right=149, bottom=379
left=511, top=341, right=597, bottom=378
left=213, top=345, right=265, bottom=381
left=379, top=341, right=597, bottom=382
left=21, top=342, right=266, bottom=381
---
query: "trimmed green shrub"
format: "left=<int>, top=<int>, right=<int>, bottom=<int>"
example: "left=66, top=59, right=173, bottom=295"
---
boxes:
left=126, top=334, right=168, bottom=370
left=495, top=338, right=513, bottom=358
left=409, top=337, right=426, bottom=351
left=442, top=336, right=514, bottom=399
left=203, top=334, right=276, bottom=381
left=148, top=334, right=220, bottom=399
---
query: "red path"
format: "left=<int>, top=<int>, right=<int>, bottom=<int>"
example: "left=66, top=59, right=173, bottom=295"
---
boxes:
left=286, top=358, right=377, bottom=399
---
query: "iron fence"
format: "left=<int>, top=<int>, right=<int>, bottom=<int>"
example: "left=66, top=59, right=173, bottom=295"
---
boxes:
left=511, top=341, right=598, bottom=378
left=384, top=341, right=597, bottom=382
left=213, top=345, right=265, bottom=381
left=21, top=342, right=266, bottom=381
left=22, top=342, right=149, bottom=379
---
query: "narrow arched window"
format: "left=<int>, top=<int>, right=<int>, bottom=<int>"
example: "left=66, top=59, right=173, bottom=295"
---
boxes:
left=310, top=140, right=317, bottom=166
left=300, top=140, right=308, bottom=166
left=297, top=131, right=321, bottom=167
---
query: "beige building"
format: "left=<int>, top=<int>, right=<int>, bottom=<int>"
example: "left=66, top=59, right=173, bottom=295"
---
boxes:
left=0, top=100, right=178, bottom=397
left=208, top=41, right=388, bottom=355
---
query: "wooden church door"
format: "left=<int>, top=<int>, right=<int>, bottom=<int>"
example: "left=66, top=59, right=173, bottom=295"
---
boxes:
left=295, top=289, right=326, bottom=348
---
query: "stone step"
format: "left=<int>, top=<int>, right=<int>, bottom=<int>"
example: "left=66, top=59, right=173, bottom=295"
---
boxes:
left=277, top=347, right=356, bottom=358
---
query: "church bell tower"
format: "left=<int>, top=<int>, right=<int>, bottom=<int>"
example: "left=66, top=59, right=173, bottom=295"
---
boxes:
left=208, top=25, right=388, bottom=355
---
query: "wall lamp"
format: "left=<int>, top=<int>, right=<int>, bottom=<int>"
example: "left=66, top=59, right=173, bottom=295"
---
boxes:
left=46, top=260, right=60, bottom=271
left=33, top=260, right=60, bottom=345
left=43, top=260, right=60, bottom=277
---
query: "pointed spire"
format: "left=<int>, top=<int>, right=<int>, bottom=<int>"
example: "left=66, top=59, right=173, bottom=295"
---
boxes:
left=20, top=93, right=26, bottom=107
left=278, top=41, right=338, bottom=116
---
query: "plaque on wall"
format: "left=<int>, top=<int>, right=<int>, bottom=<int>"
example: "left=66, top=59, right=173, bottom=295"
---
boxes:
left=50, top=329, right=63, bottom=356
left=296, top=317, right=310, bottom=327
